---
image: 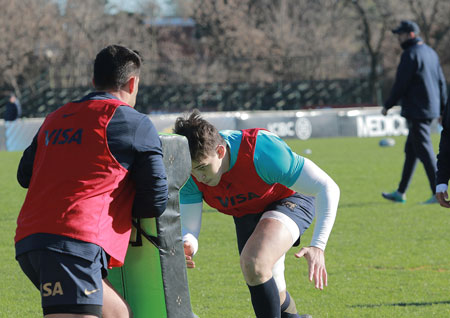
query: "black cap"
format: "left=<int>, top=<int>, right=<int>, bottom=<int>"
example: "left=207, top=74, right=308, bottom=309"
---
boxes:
left=392, top=20, right=420, bottom=34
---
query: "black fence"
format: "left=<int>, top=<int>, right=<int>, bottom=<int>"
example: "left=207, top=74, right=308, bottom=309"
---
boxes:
left=1, top=78, right=375, bottom=118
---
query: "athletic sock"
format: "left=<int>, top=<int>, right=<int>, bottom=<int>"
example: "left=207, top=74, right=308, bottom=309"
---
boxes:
left=281, top=291, right=301, bottom=318
left=247, top=277, right=280, bottom=318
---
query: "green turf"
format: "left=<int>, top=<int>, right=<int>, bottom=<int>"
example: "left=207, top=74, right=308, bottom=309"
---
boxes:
left=1, top=135, right=450, bottom=317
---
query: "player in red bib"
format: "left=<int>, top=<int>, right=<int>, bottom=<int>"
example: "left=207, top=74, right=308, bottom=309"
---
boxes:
left=175, top=110, right=339, bottom=318
left=15, top=45, right=168, bottom=318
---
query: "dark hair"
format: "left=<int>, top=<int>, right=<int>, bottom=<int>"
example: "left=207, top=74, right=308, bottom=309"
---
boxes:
left=93, top=45, right=142, bottom=91
left=174, top=109, right=226, bottom=161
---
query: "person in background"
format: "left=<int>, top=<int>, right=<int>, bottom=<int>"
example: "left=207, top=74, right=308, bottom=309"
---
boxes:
left=4, top=93, right=22, bottom=121
left=3, top=93, right=22, bottom=151
left=174, top=110, right=339, bottom=318
left=381, top=20, right=447, bottom=204
left=15, top=45, right=168, bottom=318
left=436, top=97, right=450, bottom=208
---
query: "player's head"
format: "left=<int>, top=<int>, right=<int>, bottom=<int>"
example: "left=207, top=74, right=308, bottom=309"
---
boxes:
left=174, top=109, right=228, bottom=186
left=93, top=45, right=142, bottom=105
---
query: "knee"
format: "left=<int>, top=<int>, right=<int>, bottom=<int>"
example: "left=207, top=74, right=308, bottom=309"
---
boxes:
left=240, top=253, right=272, bottom=285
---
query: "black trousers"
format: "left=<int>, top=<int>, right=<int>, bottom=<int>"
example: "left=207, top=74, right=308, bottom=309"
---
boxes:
left=398, top=118, right=437, bottom=194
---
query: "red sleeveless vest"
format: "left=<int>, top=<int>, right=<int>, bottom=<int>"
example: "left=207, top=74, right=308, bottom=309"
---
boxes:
left=193, top=129, right=295, bottom=217
left=15, top=98, right=135, bottom=267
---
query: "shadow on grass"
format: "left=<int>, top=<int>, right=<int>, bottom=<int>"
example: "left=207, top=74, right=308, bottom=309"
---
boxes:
left=350, top=300, right=450, bottom=308
left=338, top=201, right=390, bottom=208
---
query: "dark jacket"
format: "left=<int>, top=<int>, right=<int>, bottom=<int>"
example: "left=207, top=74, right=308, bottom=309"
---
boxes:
left=4, top=99, right=22, bottom=121
left=437, top=98, right=450, bottom=185
left=384, top=37, right=447, bottom=119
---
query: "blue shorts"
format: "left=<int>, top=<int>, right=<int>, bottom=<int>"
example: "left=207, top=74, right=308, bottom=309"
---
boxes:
left=233, top=192, right=315, bottom=253
left=16, top=246, right=108, bottom=317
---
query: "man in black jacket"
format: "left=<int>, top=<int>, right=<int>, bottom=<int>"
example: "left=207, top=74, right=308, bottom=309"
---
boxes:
left=4, top=93, right=22, bottom=121
left=3, top=93, right=22, bottom=151
left=436, top=97, right=450, bottom=208
left=381, top=20, right=447, bottom=204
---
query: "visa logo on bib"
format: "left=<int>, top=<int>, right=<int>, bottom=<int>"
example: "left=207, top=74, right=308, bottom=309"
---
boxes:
left=44, top=128, right=83, bottom=146
left=214, top=192, right=261, bottom=208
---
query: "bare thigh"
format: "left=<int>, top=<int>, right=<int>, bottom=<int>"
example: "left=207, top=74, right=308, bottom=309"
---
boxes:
left=240, top=217, right=293, bottom=286
left=102, top=278, right=133, bottom=318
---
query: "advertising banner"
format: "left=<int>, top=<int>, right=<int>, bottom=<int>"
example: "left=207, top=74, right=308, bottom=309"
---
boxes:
left=1, top=107, right=441, bottom=152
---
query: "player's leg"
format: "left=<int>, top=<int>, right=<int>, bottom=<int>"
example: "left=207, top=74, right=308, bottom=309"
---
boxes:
left=397, top=125, right=418, bottom=195
left=272, top=255, right=300, bottom=317
left=234, top=213, right=277, bottom=317
left=43, top=278, right=131, bottom=318
left=234, top=193, right=314, bottom=318
left=240, top=216, right=292, bottom=318
left=410, top=119, right=438, bottom=196
left=240, top=216, right=293, bottom=286
left=260, top=193, right=315, bottom=318
left=16, top=245, right=128, bottom=318
left=102, top=278, right=132, bottom=318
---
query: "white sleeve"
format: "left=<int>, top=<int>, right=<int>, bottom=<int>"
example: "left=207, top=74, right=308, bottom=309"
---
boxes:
left=180, top=202, right=203, bottom=255
left=290, top=158, right=339, bottom=250
left=436, top=183, right=448, bottom=193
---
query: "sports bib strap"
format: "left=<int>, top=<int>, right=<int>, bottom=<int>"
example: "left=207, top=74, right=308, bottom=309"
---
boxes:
left=130, top=219, right=160, bottom=249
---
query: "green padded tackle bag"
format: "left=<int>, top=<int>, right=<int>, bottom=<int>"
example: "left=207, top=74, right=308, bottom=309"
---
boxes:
left=109, top=134, right=196, bottom=318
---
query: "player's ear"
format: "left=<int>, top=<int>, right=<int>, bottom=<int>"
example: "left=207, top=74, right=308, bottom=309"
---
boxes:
left=216, top=144, right=226, bottom=159
left=128, top=76, right=138, bottom=94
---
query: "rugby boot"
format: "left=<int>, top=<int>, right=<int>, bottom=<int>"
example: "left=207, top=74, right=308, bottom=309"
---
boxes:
left=421, top=195, right=438, bottom=204
left=381, top=191, right=406, bottom=203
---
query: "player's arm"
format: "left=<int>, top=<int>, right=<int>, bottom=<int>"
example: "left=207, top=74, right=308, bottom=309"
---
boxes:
left=180, top=177, right=204, bottom=268
left=436, top=101, right=450, bottom=208
left=290, top=158, right=339, bottom=289
left=290, top=158, right=340, bottom=249
left=255, top=132, right=339, bottom=250
left=254, top=131, right=339, bottom=289
left=130, top=116, right=168, bottom=218
left=180, top=202, right=203, bottom=268
left=17, top=131, right=39, bottom=188
left=383, top=52, right=415, bottom=112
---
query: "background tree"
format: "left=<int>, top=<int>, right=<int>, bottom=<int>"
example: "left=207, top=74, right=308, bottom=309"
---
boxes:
left=342, top=0, right=396, bottom=105
left=1, top=0, right=449, bottom=113
left=406, top=0, right=450, bottom=73
left=0, top=0, right=61, bottom=96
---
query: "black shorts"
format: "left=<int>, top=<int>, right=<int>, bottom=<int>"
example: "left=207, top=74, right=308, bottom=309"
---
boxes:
left=233, top=192, right=315, bottom=254
left=17, top=247, right=108, bottom=317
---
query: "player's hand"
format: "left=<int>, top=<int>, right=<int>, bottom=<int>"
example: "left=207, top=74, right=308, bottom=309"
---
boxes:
left=436, top=191, right=450, bottom=208
left=184, top=241, right=196, bottom=268
left=295, top=246, right=327, bottom=290
left=381, top=107, right=388, bottom=116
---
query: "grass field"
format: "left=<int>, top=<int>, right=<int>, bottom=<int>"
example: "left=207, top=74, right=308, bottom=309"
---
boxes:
left=1, top=135, right=449, bottom=317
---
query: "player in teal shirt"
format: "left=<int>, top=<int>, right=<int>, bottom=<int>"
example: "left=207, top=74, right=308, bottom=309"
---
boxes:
left=180, top=129, right=305, bottom=204
left=176, top=110, right=339, bottom=318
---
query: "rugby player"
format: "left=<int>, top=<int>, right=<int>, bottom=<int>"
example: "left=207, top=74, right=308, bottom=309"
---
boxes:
left=174, top=110, right=339, bottom=318
left=15, top=45, right=168, bottom=318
